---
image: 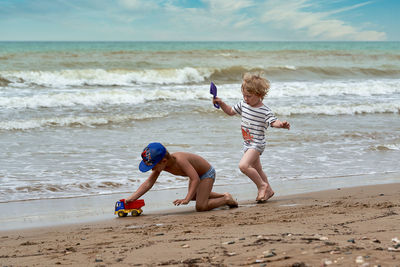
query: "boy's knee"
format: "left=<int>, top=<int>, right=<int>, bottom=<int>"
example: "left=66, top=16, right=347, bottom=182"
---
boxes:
left=238, top=163, right=248, bottom=173
left=195, top=204, right=208, bottom=212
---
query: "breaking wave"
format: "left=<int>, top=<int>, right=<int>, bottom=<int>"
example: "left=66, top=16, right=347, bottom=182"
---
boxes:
left=1, top=64, right=400, bottom=88
left=0, top=112, right=169, bottom=130
left=372, top=144, right=400, bottom=151
left=275, top=101, right=400, bottom=116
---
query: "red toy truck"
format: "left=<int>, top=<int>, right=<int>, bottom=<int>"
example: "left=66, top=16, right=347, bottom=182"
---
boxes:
left=115, top=199, right=145, bottom=217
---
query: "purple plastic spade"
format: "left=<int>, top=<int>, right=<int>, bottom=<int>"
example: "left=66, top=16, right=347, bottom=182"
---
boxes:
left=210, top=82, right=220, bottom=109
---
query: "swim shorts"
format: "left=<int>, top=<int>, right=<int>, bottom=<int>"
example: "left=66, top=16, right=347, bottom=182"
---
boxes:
left=243, top=143, right=265, bottom=155
left=199, top=166, right=216, bottom=180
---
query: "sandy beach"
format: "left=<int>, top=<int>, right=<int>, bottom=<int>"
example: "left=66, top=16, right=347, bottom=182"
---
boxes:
left=1, top=183, right=399, bottom=266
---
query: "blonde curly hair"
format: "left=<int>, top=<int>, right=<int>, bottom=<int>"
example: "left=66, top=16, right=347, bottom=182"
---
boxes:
left=241, top=73, right=270, bottom=100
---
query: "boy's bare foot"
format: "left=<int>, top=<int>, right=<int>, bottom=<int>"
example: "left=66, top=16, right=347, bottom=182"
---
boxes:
left=256, top=185, right=275, bottom=203
left=224, top=193, right=238, bottom=208
left=265, top=188, right=275, bottom=200
left=256, top=185, right=267, bottom=202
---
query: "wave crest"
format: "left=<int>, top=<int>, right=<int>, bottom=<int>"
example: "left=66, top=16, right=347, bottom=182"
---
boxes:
left=2, top=64, right=400, bottom=88
left=0, top=76, right=11, bottom=86
left=0, top=112, right=169, bottom=130
left=372, top=144, right=400, bottom=151
left=275, top=102, right=400, bottom=116
left=0, top=67, right=212, bottom=88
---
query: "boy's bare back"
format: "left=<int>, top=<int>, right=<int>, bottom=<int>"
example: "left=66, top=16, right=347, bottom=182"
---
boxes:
left=164, top=152, right=211, bottom=177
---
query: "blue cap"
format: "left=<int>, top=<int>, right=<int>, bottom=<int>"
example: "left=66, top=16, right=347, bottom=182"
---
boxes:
left=139, top=142, right=167, bottom=172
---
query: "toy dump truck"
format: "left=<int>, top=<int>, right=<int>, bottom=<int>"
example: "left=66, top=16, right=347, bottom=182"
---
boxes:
left=115, top=199, right=145, bottom=217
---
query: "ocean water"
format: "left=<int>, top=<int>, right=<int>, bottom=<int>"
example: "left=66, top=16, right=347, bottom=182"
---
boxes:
left=1, top=41, right=400, bottom=208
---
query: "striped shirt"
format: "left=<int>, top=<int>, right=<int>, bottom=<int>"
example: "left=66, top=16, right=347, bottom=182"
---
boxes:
left=233, top=100, right=277, bottom=148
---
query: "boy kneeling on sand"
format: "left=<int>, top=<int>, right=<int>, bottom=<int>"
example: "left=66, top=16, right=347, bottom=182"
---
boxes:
left=126, top=142, right=238, bottom=212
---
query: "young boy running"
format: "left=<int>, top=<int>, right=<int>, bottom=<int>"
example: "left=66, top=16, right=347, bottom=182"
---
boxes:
left=213, top=73, right=290, bottom=202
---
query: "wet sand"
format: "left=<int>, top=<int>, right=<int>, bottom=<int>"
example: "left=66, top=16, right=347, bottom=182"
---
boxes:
left=1, top=183, right=399, bottom=266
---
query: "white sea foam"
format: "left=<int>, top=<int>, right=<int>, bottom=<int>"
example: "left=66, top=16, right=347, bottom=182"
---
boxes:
left=373, top=144, right=400, bottom=151
left=211, top=80, right=400, bottom=101
left=0, top=112, right=168, bottom=130
left=1, top=67, right=213, bottom=87
left=1, top=82, right=399, bottom=116
left=283, top=65, right=297, bottom=70
left=275, top=101, right=400, bottom=115
left=270, top=80, right=400, bottom=98
left=0, top=87, right=210, bottom=109
left=2, top=68, right=400, bottom=99
left=3, top=66, right=399, bottom=92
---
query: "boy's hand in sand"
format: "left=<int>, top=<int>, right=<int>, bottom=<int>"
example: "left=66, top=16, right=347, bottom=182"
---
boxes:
left=173, top=198, right=190, bottom=206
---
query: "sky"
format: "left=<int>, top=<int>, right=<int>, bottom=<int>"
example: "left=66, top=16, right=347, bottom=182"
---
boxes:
left=0, top=0, right=399, bottom=41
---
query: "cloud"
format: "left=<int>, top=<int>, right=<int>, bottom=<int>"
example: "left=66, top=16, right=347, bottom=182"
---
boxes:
left=260, top=0, right=386, bottom=41
left=117, top=0, right=160, bottom=10
left=205, top=0, right=255, bottom=13
left=127, top=0, right=258, bottom=40
left=0, top=0, right=390, bottom=41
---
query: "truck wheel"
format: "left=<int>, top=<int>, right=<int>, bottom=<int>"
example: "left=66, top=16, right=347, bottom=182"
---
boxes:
left=118, top=211, right=127, bottom=217
left=131, top=210, right=141, bottom=216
